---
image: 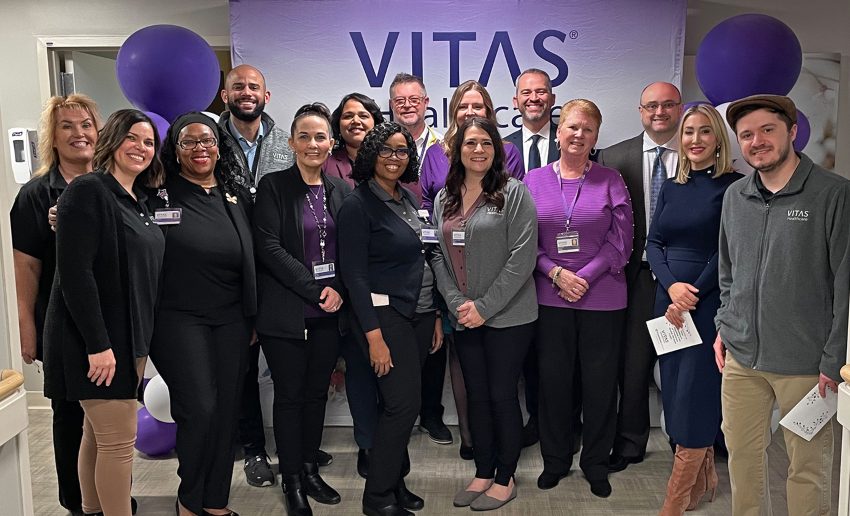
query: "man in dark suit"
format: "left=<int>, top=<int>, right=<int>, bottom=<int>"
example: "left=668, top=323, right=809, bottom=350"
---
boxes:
left=505, top=68, right=559, bottom=447
left=597, top=81, right=683, bottom=472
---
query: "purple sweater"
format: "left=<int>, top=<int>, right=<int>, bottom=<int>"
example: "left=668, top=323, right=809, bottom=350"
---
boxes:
left=524, top=162, right=633, bottom=310
left=419, top=141, right=525, bottom=215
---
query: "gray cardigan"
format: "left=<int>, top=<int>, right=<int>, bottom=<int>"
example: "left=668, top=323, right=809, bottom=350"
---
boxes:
left=715, top=153, right=850, bottom=380
left=431, top=177, right=538, bottom=330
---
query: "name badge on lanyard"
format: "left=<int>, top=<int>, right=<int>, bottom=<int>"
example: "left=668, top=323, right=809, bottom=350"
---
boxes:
left=452, top=230, right=466, bottom=247
left=312, top=261, right=336, bottom=280
left=556, top=230, right=580, bottom=253
left=153, top=208, right=182, bottom=225
left=421, top=226, right=439, bottom=244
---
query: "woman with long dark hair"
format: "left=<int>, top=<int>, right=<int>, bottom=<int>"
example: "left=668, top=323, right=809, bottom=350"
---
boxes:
left=253, top=103, right=350, bottom=515
left=324, top=92, right=385, bottom=187
left=149, top=112, right=256, bottom=516
left=338, top=121, right=435, bottom=516
left=44, top=109, right=165, bottom=516
left=431, top=117, right=538, bottom=511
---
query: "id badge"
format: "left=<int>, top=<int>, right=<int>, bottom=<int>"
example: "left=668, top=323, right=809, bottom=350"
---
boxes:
left=417, top=209, right=431, bottom=222
left=452, top=230, right=466, bottom=247
left=420, top=225, right=439, bottom=243
left=153, top=208, right=182, bottom=225
left=312, top=261, right=336, bottom=280
left=556, top=230, right=580, bottom=253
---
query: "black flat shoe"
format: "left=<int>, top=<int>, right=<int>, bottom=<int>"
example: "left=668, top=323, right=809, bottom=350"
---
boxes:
left=589, top=478, right=612, bottom=498
left=362, top=502, right=413, bottom=516
left=608, top=453, right=643, bottom=473
left=316, top=448, right=333, bottom=467
left=459, top=444, right=474, bottom=460
left=357, top=448, right=370, bottom=479
left=537, top=470, right=569, bottom=490
left=395, top=481, right=424, bottom=511
left=282, top=474, right=312, bottom=515
left=302, top=463, right=341, bottom=505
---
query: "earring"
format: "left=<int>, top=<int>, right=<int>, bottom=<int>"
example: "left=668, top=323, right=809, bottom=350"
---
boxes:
left=556, top=140, right=561, bottom=150
left=715, top=147, right=721, bottom=159
left=176, top=156, right=180, bottom=165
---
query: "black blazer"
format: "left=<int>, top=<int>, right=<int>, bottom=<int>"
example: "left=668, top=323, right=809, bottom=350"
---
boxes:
left=505, top=124, right=559, bottom=168
left=597, top=134, right=645, bottom=284
left=44, top=173, right=137, bottom=401
left=253, top=166, right=351, bottom=339
left=338, top=181, right=425, bottom=335
left=150, top=174, right=258, bottom=317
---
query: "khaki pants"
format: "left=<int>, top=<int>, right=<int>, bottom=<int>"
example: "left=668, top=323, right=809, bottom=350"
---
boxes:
left=78, top=358, right=145, bottom=516
left=721, top=354, right=833, bottom=516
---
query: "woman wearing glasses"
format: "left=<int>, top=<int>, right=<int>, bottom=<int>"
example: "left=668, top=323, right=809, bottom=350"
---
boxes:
left=338, top=122, right=434, bottom=516
left=148, top=112, right=256, bottom=516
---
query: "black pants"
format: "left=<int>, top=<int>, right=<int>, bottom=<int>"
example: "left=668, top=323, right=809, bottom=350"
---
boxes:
left=362, top=308, right=433, bottom=507
left=454, top=322, right=534, bottom=486
left=238, top=343, right=267, bottom=458
left=150, top=309, right=251, bottom=514
left=52, top=397, right=84, bottom=512
left=613, top=268, right=656, bottom=459
left=538, top=305, right=624, bottom=481
left=261, top=317, right=340, bottom=475
left=420, top=341, right=447, bottom=421
left=340, top=332, right=379, bottom=450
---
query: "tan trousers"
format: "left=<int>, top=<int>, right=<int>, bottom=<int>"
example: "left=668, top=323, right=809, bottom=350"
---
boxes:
left=721, top=354, right=833, bottom=516
left=78, top=358, right=145, bottom=516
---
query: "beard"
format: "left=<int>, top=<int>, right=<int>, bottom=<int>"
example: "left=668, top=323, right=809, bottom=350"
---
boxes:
left=227, top=97, right=265, bottom=122
left=746, top=139, right=792, bottom=174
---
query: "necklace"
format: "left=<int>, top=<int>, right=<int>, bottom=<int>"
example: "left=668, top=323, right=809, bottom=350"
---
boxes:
left=180, top=172, right=217, bottom=189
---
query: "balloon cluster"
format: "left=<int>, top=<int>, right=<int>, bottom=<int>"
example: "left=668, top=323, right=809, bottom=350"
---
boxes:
left=116, top=24, right=222, bottom=143
left=136, top=359, right=177, bottom=457
left=692, top=14, right=809, bottom=162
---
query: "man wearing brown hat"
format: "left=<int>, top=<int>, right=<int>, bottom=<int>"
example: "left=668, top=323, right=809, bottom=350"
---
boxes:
left=714, top=94, right=850, bottom=515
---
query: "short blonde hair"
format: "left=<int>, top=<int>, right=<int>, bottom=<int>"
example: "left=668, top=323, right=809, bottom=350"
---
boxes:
left=558, top=99, right=602, bottom=130
left=675, top=104, right=734, bottom=184
left=34, top=94, right=102, bottom=177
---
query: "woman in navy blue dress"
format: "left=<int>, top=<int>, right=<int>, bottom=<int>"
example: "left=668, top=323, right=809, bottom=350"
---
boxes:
left=646, top=104, right=742, bottom=515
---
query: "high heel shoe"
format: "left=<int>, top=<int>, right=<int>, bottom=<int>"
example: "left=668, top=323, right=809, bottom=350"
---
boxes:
left=686, top=447, right=717, bottom=511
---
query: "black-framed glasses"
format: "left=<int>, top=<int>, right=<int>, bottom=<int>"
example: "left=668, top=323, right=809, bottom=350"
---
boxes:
left=177, top=137, right=218, bottom=150
left=640, top=101, right=680, bottom=112
left=378, top=146, right=411, bottom=159
left=391, top=96, right=424, bottom=108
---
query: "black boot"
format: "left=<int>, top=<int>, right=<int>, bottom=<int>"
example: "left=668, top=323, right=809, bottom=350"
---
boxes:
left=302, top=463, right=341, bottom=505
left=395, top=479, right=424, bottom=511
left=357, top=448, right=370, bottom=479
left=282, top=474, right=313, bottom=516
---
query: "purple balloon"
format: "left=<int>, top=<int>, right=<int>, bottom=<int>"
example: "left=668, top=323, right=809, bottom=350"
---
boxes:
left=793, top=110, right=810, bottom=152
left=143, top=112, right=170, bottom=145
left=696, top=15, right=802, bottom=105
left=117, top=25, right=220, bottom=123
left=135, top=407, right=177, bottom=457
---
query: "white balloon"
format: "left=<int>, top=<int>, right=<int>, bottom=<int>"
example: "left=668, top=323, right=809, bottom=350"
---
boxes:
left=202, top=111, right=220, bottom=123
left=714, top=102, right=755, bottom=175
left=143, top=358, right=159, bottom=379
left=653, top=360, right=662, bottom=391
left=143, top=375, right=174, bottom=423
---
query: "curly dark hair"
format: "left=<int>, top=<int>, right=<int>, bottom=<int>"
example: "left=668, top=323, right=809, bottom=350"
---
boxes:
left=442, top=117, right=507, bottom=218
left=351, top=121, right=419, bottom=184
left=330, top=93, right=385, bottom=151
left=159, top=112, right=246, bottom=195
left=92, top=109, right=165, bottom=188
left=290, top=102, right=332, bottom=134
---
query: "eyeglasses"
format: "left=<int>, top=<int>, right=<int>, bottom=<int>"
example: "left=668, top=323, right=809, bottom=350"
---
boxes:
left=177, top=137, right=218, bottom=150
left=391, top=96, right=424, bottom=108
left=640, top=101, right=681, bottom=112
left=378, top=146, right=411, bottom=159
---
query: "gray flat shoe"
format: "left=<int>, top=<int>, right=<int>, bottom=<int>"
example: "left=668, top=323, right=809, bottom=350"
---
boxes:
left=453, top=488, right=485, bottom=507
left=469, top=483, right=517, bottom=511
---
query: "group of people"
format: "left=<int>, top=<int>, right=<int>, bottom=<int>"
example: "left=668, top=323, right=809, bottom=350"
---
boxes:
left=12, top=62, right=848, bottom=516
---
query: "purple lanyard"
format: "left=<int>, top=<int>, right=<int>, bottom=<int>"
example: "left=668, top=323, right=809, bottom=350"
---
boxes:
left=556, top=161, right=590, bottom=230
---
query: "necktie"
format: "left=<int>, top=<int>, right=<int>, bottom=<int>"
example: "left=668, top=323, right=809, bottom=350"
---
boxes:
left=650, top=146, right=666, bottom=218
left=528, top=134, right=542, bottom=171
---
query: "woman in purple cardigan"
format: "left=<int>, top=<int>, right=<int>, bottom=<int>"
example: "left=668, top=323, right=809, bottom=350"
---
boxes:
left=419, top=80, right=524, bottom=215
left=524, top=99, right=633, bottom=498
left=323, top=93, right=385, bottom=188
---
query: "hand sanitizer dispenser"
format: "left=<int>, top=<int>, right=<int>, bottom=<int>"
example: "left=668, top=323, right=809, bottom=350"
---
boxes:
left=8, top=128, right=39, bottom=184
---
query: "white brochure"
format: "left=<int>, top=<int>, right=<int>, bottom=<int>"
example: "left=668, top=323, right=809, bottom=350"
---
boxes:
left=779, top=384, right=837, bottom=441
left=645, top=312, right=702, bottom=355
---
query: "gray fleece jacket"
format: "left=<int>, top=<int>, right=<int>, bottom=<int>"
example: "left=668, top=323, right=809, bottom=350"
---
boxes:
left=431, top=177, right=538, bottom=330
left=715, top=153, right=850, bottom=380
left=218, top=111, right=295, bottom=190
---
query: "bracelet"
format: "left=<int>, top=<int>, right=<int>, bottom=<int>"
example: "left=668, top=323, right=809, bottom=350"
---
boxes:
left=551, top=266, right=562, bottom=288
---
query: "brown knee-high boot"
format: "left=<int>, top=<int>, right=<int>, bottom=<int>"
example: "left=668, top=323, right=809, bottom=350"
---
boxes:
left=659, top=446, right=711, bottom=516
left=686, top=447, right=717, bottom=511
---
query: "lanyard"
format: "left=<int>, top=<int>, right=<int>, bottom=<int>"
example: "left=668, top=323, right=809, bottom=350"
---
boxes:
left=555, top=161, right=591, bottom=230
left=304, top=184, right=328, bottom=262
